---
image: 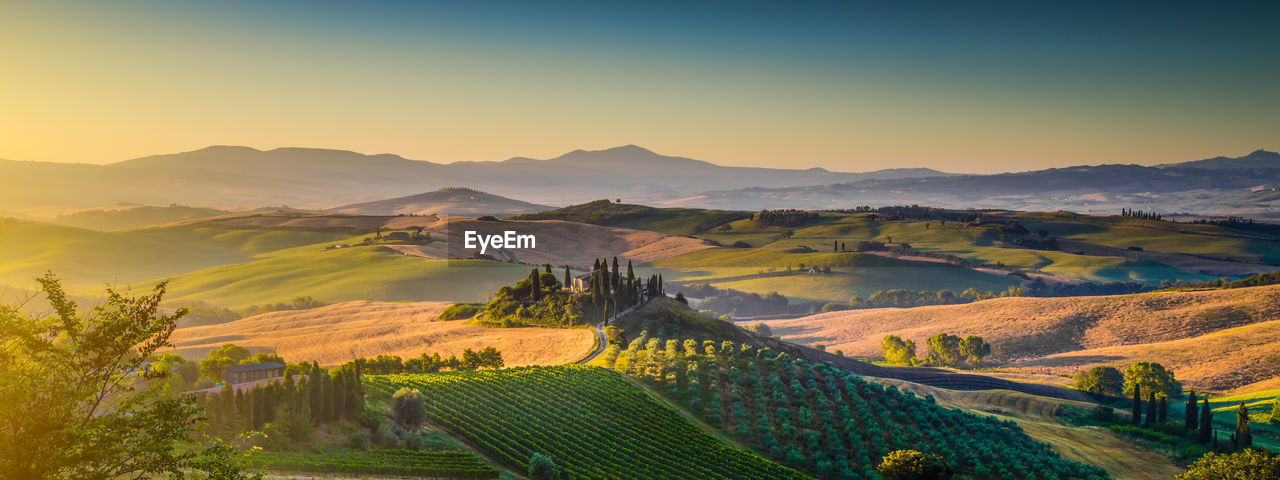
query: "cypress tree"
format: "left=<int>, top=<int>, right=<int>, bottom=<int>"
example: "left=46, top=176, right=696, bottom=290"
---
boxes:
left=529, top=268, right=541, bottom=301
left=1199, top=398, right=1212, bottom=444
left=609, top=257, right=619, bottom=293
left=1236, top=401, right=1253, bottom=449
left=1131, top=385, right=1142, bottom=425
left=593, top=258, right=600, bottom=272
left=544, top=263, right=551, bottom=274
left=658, top=274, right=664, bottom=295
left=1186, top=391, right=1198, bottom=432
left=564, top=266, right=571, bottom=291
left=308, top=362, right=323, bottom=424
left=1146, top=392, right=1157, bottom=426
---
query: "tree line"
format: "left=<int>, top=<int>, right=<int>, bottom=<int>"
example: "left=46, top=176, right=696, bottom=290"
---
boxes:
left=879, top=333, right=991, bottom=369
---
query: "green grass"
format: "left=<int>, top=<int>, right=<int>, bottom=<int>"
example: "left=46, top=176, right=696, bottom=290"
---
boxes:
left=150, top=247, right=532, bottom=309
left=364, top=365, right=805, bottom=480
left=53, top=205, right=229, bottom=231
left=649, top=249, right=1017, bottom=303
left=248, top=448, right=499, bottom=478
left=0, top=220, right=349, bottom=292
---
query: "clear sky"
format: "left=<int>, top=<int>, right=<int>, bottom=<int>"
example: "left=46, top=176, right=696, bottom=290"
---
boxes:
left=1, top=1, right=1276, bottom=173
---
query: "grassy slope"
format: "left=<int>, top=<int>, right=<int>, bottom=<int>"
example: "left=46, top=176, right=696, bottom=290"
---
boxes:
left=0, top=220, right=348, bottom=292
left=153, top=246, right=532, bottom=308
left=649, top=247, right=1017, bottom=303
left=168, top=300, right=595, bottom=365
left=53, top=205, right=229, bottom=231
left=881, top=380, right=1184, bottom=480
left=759, top=284, right=1280, bottom=388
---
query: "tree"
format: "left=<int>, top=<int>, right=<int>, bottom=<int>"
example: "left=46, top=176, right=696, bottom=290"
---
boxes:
left=1236, top=401, right=1253, bottom=449
left=1145, top=392, right=1157, bottom=426
left=876, top=450, right=953, bottom=480
left=1158, top=396, right=1168, bottom=424
left=200, top=343, right=252, bottom=382
left=1074, top=366, right=1124, bottom=396
left=925, top=333, right=962, bottom=367
left=563, top=266, right=571, bottom=291
left=674, top=292, right=688, bottom=305
left=1199, top=398, right=1212, bottom=444
left=1177, top=449, right=1280, bottom=480
left=1131, top=384, right=1142, bottom=425
left=1123, top=361, right=1180, bottom=399
left=1186, top=391, right=1199, bottom=433
left=957, top=335, right=990, bottom=368
left=0, top=273, right=259, bottom=479
left=880, top=335, right=917, bottom=365
left=392, top=388, right=426, bottom=428
left=529, top=453, right=559, bottom=480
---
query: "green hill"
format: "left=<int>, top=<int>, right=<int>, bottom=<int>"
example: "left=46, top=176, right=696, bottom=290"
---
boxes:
left=592, top=302, right=1107, bottom=479
left=510, top=199, right=748, bottom=235
left=364, top=365, right=806, bottom=480
left=0, top=219, right=348, bottom=292
left=150, top=247, right=531, bottom=308
left=54, top=205, right=229, bottom=231
left=649, top=248, right=1018, bottom=304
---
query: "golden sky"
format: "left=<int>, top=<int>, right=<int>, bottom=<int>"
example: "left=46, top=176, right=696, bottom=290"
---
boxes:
left=1, top=2, right=1275, bottom=173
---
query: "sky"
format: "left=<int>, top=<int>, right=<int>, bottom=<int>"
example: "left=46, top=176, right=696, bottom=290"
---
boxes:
left=1, top=1, right=1277, bottom=173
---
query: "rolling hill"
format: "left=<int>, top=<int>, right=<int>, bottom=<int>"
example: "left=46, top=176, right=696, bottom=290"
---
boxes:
left=167, top=300, right=595, bottom=366
left=53, top=205, right=230, bottom=231
left=328, top=187, right=552, bottom=217
left=757, top=284, right=1280, bottom=392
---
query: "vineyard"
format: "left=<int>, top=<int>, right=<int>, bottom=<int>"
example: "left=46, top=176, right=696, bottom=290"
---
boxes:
left=248, top=448, right=499, bottom=478
left=364, top=366, right=807, bottom=480
left=602, top=319, right=1110, bottom=480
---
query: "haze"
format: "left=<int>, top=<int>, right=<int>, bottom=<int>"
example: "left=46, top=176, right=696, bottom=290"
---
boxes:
left=1, top=1, right=1277, bottom=173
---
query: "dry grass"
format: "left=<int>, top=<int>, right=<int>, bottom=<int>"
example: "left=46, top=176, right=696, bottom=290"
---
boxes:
left=168, top=300, right=595, bottom=366
left=761, top=285, right=1280, bottom=392
left=1011, top=318, right=1280, bottom=392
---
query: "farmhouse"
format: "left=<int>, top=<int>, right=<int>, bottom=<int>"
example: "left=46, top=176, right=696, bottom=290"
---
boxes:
left=570, top=270, right=596, bottom=292
left=222, top=362, right=285, bottom=384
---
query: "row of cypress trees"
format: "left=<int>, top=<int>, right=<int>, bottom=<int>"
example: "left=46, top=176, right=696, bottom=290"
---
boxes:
left=1129, top=386, right=1252, bottom=449
left=586, top=257, right=663, bottom=321
left=199, top=361, right=364, bottom=438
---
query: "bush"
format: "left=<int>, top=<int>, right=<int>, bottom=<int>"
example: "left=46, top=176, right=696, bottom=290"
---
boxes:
left=403, top=431, right=426, bottom=451
left=393, top=388, right=427, bottom=428
left=732, top=241, right=751, bottom=248
left=373, top=425, right=399, bottom=448
left=347, top=429, right=371, bottom=450
left=438, top=303, right=482, bottom=321
left=529, top=453, right=559, bottom=480
left=876, top=450, right=953, bottom=480
left=1178, top=449, right=1280, bottom=480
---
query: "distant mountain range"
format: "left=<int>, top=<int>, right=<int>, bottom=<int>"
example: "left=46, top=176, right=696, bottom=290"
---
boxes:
left=654, top=150, right=1280, bottom=217
left=0, top=145, right=951, bottom=214
left=1, top=145, right=1276, bottom=219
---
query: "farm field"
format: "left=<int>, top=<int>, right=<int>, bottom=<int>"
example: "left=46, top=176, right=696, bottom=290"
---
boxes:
left=151, top=248, right=532, bottom=308
left=599, top=327, right=1108, bottom=480
left=648, top=247, right=1018, bottom=303
left=364, top=365, right=807, bottom=480
left=758, top=284, right=1280, bottom=392
left=168, top=300, right=595, bottom=365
